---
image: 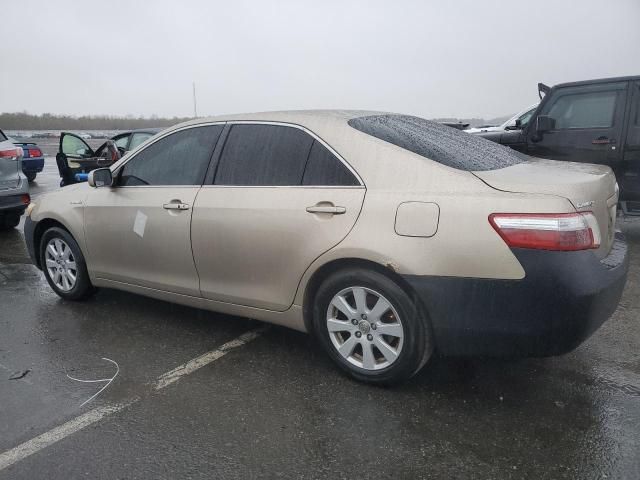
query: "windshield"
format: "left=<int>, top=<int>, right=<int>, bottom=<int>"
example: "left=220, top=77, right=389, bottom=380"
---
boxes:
left=349, top=114, right=528, bottom=171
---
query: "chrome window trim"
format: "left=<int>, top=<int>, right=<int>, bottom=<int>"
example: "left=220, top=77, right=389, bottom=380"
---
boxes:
left=112, top=119, right=365, bottom=189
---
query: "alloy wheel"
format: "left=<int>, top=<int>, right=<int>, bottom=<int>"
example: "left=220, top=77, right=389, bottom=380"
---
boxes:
left=45, top=238, right=78, bottom=292
left=326, top=286, right=404, bottom=371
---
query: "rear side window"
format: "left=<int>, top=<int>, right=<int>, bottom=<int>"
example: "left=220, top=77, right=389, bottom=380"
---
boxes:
left=547, top=90, right=618, bottom=129
left=215, top=124, right=313, bottom=186
left=0, top=130, right=7, bottom=142
left=302, top=140, right=359, bottom=186
left=348, top=114, right=527, bottom=171
left=119, top=125, right=222, bottom=186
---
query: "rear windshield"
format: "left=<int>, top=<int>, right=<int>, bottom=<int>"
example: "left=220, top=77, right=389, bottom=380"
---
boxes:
left=348, top=114, right=528, bottom=171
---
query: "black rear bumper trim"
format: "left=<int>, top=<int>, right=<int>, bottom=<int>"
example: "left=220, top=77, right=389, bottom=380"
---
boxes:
left=404, top=234, right=629, bottom=357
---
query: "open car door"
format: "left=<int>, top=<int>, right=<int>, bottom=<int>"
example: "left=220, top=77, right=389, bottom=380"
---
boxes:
left=57, top=133, right=119, bottom=186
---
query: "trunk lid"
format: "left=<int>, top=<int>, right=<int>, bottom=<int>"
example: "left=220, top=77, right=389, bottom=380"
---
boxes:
left=474, top=159, right=618, bottom=258
left=0, top=139, right=21, bottom=191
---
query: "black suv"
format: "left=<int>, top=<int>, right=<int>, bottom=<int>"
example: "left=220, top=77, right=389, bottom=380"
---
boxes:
left=476, top=76, right=640, bottom=211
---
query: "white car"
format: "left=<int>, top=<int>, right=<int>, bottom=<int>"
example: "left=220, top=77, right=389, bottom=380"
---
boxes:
left=465, top=103, right=539, bottom=134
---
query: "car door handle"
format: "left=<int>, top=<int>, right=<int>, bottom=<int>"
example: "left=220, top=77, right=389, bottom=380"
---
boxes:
left=163, top=202, right=190, bottom=210
left=592, top=137, right=615, bottom=145
left=306, top=205, right=346, bottom=215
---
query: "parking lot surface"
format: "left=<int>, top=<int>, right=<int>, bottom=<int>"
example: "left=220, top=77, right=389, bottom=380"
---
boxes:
left=1, top=159, right=639, bottom=479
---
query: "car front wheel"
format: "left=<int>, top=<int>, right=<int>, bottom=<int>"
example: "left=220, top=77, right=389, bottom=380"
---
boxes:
left=312, top=268, right=433, bottom=385
left=40, top=227, right=95, bottom=300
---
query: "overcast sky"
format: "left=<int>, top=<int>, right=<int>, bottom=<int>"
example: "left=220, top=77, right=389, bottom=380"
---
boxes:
left=1, top=0, right=638, bottom=119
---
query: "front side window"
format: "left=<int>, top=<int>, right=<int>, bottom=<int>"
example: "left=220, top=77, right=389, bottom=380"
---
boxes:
left=546, top=90, right=618, bottom=129
left=114, top=135, right=130, bottom=149
left=118, top=125, right=222, bottom=186
left=128, top=132, right=155, bottom=151
left=215, top=124, right=314, bottom=186
left=302, top=140, right=359, bottom=186
left=517, top=108, right=536, bottom=128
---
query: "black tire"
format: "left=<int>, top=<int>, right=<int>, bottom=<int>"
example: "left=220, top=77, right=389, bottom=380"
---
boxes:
left=0, top=214, right=20, bottom=231
left=40, top=227, right=95, bottom=300
left=312, top=268, right=433, bottom=385
left=26, top=172, right=37, bottom=182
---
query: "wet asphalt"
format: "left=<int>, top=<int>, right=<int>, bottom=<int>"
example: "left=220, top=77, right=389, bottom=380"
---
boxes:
left=0, top=160, right=639, bottom=479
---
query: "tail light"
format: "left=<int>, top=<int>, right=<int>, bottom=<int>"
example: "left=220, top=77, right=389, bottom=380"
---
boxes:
left=0, top=147, right=23, bottom=159
left=489, top=212, right=600, bottom=251
left=21, top=194, right=31, bottom=205
left=28, top=148, right=42, bottom=158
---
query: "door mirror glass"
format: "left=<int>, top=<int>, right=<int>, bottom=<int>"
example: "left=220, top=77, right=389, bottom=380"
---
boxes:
left=88, top=168, right=113, bottom=188
left=536, top=115, right=556, bottom=133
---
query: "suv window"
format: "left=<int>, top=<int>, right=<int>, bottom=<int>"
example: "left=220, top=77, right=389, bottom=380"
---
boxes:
left=547, top=90, right=618, bottom=129
left=118, top=125, right=222, bottom=186
left=348, top=114, right=527, bottom=171
left=302, top=140, right=359, bottom=186
left=215, top=124, right=314, bottom=186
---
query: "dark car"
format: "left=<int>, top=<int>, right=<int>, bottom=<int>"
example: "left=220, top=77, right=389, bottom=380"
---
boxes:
left=10, top=139, right=44, bottom=182
left=476, top=76, right=640, bottom=212
left=56, top=129, right=161, bottom=186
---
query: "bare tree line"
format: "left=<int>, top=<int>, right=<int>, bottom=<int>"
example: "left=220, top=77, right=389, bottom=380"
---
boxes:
left=1, top=112, right=193, bottom=131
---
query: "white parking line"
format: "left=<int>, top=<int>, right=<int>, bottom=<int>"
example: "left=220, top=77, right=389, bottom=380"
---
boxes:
left=155, top=327, right=268, bottom=390
left=0, top=326, right=267, bottom=472
left=0, top=400, right=136, bottom=471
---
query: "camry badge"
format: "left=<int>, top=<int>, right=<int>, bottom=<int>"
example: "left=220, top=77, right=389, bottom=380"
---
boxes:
left=576, top=200, right=595, bottom=209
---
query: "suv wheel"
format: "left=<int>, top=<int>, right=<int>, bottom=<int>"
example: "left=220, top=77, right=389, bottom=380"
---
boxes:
left=40, top=227, right=95, bottom=300
left=312, top=268, right=433, bottom=385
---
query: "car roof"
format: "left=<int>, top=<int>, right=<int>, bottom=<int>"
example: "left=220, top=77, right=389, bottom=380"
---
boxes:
left=120, top=128, right=162, bottom=135
left=553, top=75, right=640, bottom=89
left=174, top=110, right=382, bottom=130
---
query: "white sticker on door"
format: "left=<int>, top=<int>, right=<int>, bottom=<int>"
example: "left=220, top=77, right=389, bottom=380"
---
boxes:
left=133, top=210, right=147, bottom=238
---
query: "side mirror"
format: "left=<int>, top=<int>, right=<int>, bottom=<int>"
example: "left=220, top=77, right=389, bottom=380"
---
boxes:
left=536, top=115, right=556, bottom=134
left=88, top=168, right=113, bottom=188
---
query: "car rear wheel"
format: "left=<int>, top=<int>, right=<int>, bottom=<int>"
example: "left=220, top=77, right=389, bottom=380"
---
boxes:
left=26, top=172, right=37, bottom=182
left=40, top=227, right=95, bottom=300
left=312, top=268, right=433, bottom=385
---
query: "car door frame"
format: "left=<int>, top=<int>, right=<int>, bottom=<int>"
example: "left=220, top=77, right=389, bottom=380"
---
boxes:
left=59, top=132, right=96, bottom=159
left=620, top=80, right=640, bottom=202
left=85, top=121, right=227, bottom=295
left=526, top=81, right=629, bottom=166
left=192, top=120, right=366, bottom=311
